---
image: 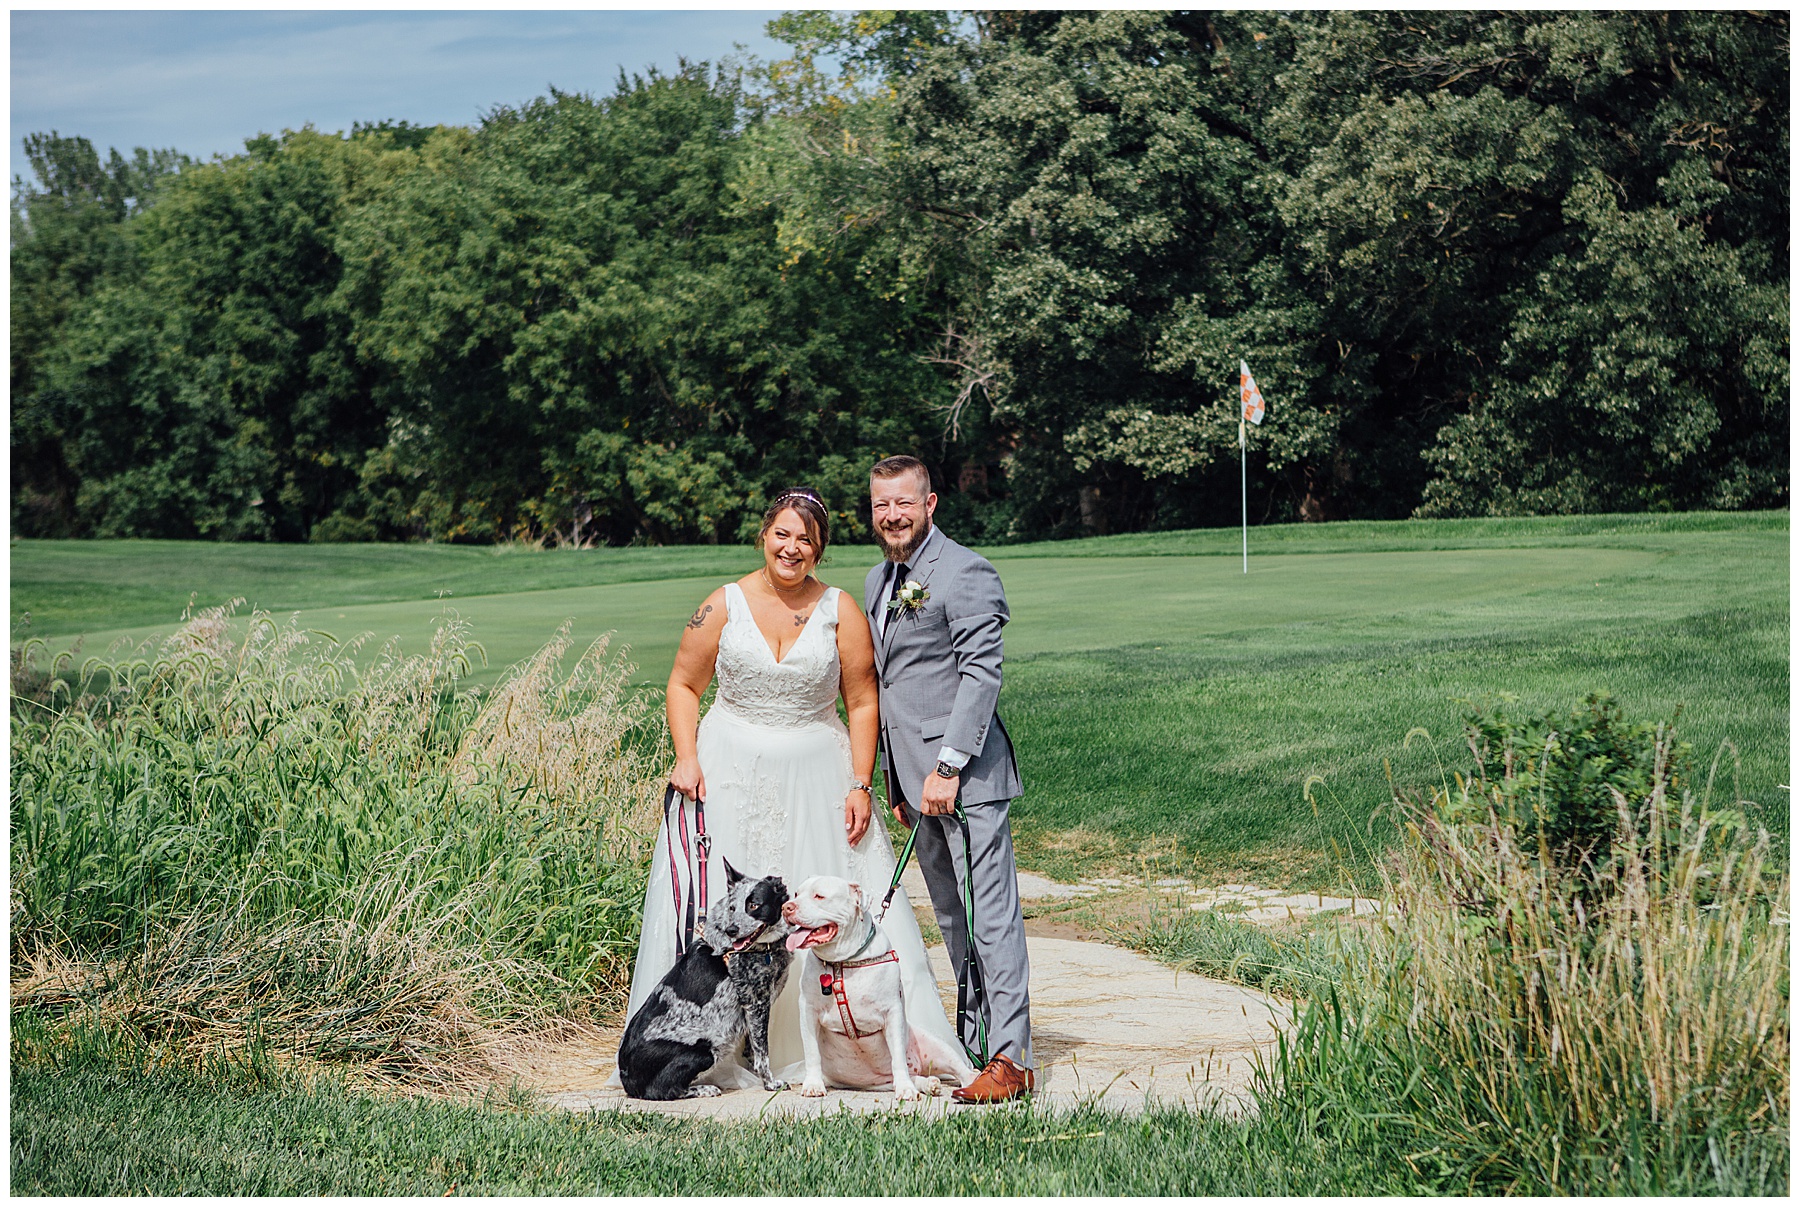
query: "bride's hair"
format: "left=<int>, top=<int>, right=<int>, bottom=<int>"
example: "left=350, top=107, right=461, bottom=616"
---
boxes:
left=756, top=486, right=830, bottom=560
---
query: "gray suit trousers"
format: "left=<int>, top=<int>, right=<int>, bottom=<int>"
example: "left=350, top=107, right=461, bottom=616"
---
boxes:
left=900, top=795, right=1033, bottom=1070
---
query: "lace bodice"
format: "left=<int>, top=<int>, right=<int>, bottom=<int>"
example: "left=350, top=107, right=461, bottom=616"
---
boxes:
left=710, top=582, right=842, bottom=728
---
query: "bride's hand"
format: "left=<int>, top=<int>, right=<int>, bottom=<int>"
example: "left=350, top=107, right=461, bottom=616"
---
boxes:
left=844, top=789, right=872, bottom=846
left=669, top=757, right=705, bottom=802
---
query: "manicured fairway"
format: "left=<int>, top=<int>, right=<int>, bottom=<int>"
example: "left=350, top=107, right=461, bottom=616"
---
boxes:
left=998, top=522, right=1788, bottom=882
left=8, top=539, right=761, bottom=637
left=17, top=545, right=1658, bottom=688
left=12, top=513, right=1786, bottom=883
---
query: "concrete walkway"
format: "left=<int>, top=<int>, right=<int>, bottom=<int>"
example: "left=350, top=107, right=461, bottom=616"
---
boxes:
left=521, top=867, right=1327, bottom=1120
left=538, top=934, right=1288, bottom=1118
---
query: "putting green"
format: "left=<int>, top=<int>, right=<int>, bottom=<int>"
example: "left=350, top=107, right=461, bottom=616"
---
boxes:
left=50, top=547, right=1658, bottom=689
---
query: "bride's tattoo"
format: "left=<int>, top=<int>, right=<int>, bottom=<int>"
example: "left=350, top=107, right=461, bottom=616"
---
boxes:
left=686, top=604, right=713, bottom=630
left=793, top=613, right=809, bottom=627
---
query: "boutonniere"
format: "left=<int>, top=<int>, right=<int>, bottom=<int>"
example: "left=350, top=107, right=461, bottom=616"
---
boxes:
left=886, top=579, right=929, bottom=617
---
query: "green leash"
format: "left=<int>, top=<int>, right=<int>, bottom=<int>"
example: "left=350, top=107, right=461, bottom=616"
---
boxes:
left=875, top=775, right=992, bottom=1068
left=876, top=816, right=922, bottom=922
left=952, top=801, right=991, bottom=1068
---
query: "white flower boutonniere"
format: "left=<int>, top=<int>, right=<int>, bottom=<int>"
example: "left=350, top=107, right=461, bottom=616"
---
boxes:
left=886, top=579, right=929, bottom=617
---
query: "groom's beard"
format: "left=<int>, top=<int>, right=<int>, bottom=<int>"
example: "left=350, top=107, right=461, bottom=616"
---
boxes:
left=875, top=520, right=929, bottom=564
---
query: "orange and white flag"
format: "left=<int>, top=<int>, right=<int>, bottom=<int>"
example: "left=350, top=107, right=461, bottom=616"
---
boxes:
left=1240, top=360, right=1266, bottom=426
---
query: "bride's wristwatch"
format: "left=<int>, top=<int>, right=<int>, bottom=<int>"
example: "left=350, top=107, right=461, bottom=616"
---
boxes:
left=934, top=761, right=961, bottom=780
left=849, top=780, right=873, bottom=796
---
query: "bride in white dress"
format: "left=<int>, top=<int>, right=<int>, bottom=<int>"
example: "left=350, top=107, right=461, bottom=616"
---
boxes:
left=618, top=486, right=967, bottom=1089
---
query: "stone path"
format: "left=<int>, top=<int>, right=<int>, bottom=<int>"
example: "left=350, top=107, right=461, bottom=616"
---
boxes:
left=523, top=868, right=1367, bottom=1120
left=1013, top=867, right=1382, bottom=924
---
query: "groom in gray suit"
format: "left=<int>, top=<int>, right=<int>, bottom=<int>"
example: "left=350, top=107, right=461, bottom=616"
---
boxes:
left=864, top=455, right=1033, bottom=1103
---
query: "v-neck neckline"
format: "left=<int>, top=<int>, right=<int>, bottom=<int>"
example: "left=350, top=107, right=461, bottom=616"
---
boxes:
left=742, top=582, right=829, bottom=667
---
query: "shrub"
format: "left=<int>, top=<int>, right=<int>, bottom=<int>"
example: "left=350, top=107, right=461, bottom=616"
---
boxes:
left=308, top=512, right=378, bottom=542
left=1457, top=692, right=1691, bottom=872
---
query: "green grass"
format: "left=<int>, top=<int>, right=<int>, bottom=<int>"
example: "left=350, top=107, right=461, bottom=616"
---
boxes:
left=10, top=604, right=670, bottom=1087
left=15, top=513, right=1788, bottom=885
left=1111, top=906, right=1350, bottom=1000
left=2, top=1052, right=1319, bottom=1197
left=12, top=512, right=1787, bottom=1196
left=13, top=510, right=1783, bottom=639
left=10, top=544, right=1670, bottom=694
left=11, top=1014, right=1781, bottom=1196
left=1006, top=530, right=1789, bottom=883
left=9, top=539, right=763, bottom=637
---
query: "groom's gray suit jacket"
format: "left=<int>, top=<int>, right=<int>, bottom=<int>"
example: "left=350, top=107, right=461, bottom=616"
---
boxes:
left=864, top=526, right=1022, bottom=806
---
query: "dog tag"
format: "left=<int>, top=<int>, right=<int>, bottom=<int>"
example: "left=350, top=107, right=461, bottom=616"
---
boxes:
left=819, top=973, right=834, bottom=996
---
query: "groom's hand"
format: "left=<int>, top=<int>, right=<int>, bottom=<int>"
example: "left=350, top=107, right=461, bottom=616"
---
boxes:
left=919, top=770, right=960, bottom=816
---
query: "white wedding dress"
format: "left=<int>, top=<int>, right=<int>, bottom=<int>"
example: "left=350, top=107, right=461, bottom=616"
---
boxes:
left=618, top=582, right=963, bottom=1087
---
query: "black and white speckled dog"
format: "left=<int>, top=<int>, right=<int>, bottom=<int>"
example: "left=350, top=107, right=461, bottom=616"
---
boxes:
left=616, top=861, right=793, bottom=1100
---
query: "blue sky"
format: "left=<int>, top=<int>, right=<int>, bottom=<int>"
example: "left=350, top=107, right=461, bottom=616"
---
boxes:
left=11, top=10, right=790, bottom=185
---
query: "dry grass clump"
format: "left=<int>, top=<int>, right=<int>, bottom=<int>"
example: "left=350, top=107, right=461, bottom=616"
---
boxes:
left=1272, top=699, right=1788, bottom=1193
left=453, top=623, right=669, bottom=852
left=1390, top=746, right=1787, bottom=1141
left=14, top=863, right=546, bottom=1094
left=12, top=602, right=666, bottom=1088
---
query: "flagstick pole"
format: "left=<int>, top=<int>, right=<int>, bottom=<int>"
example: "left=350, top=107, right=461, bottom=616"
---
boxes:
left=1240, top=416, right=1248, bottom=574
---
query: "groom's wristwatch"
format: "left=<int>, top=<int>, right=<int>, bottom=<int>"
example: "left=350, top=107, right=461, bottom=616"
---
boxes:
left=934, top=760, right=961, bottom=780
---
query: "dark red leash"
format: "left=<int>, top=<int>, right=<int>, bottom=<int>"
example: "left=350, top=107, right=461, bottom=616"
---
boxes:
left=663, top=785, right=710, bottom=957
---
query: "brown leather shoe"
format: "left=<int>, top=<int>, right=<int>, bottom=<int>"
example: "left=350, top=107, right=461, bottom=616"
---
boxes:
left=951, top=1054, right=1034, bottom=1104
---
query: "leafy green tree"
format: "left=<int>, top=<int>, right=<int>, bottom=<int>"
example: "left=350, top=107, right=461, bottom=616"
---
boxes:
left=1265, top=11, right=1788, bottom=517
left=340, top=69, right=944, bottom=545
left=28, top=128, right=402, bottom=539
left=841, top=12, right=1329, bottom=534
left=11, top=134, right=187, bottom=534
left=1417, top=165, right=1787, bottom=514
left=802, top=10, right=1786, bottom=532
left=12, top=13, right=1784, bottom=544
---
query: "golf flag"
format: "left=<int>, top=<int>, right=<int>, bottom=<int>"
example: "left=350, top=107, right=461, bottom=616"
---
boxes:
left=1237, top=360, right=1266, bottom=575
left=1240, top=360, right=1266, bottom=426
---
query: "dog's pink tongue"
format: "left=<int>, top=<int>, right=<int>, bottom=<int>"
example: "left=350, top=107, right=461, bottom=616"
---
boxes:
left=785, top=928, right=815, bottom=953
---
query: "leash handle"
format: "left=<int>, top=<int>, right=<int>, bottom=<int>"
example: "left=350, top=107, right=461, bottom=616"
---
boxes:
left=663, top=786, right=686, bottom=957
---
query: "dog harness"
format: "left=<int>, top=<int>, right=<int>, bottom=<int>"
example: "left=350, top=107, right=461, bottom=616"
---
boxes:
left=816, top=921, right=900, bottom=1040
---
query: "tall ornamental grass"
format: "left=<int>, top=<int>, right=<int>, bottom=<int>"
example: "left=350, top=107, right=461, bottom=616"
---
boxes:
left=11, top=602, right=668, bottom=1087
left=1269, top=697, right=1788, bottom=1194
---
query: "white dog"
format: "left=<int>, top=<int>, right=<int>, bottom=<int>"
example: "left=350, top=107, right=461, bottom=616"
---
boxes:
left=782, top=874, right=973, bottom=1100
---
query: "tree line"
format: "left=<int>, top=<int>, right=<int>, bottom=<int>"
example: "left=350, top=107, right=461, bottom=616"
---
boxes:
left=11, top=11, right=1788, bottom=545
